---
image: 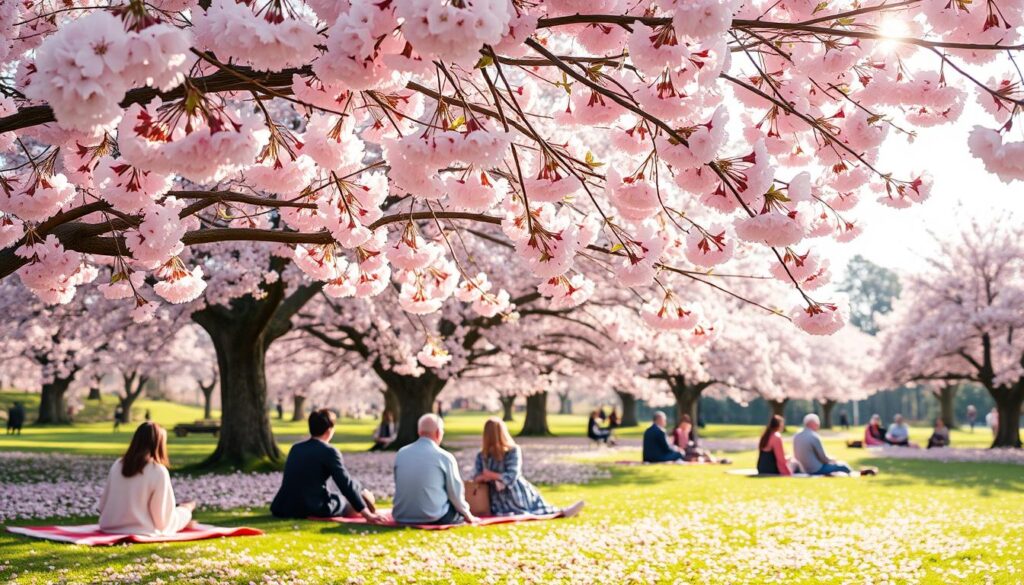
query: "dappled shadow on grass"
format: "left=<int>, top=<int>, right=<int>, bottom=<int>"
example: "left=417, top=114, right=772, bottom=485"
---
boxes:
left=858, top=456, right=1024, bottom=497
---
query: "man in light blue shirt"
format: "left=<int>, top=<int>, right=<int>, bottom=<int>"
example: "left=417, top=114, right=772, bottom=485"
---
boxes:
left=885, top=414, right=911, bottom=446
left=393, top=414, right=479, bottom=525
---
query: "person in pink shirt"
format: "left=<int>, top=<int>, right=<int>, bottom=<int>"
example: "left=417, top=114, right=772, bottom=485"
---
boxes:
left=864, top=414, right=887, bottom=446
left=756, top=415, right=792, bottom=476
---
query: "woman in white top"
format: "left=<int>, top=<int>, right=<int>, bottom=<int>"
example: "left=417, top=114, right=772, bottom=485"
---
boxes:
left=98, top=422, right=196, bottom=535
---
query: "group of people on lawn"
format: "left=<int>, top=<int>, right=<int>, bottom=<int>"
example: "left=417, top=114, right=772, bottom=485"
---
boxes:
left=95, top=411, right=584, bottom=536
left=864, top=413, right=952, bottom=449
left=92, top=405, right=971, bottom=536
left=642, top=411, right=875, bottom=476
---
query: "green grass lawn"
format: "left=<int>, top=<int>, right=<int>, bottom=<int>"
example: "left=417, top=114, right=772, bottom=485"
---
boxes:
left=1, top=396, right=1021, bottom=584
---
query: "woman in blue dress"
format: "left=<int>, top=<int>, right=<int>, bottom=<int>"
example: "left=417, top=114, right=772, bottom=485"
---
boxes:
left=473, top=418, right=585, bottom=518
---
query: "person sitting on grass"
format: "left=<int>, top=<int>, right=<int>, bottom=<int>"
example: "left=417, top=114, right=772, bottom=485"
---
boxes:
left=642, top=411, right=684, bottom=463
left=864, top=414, right=887, bottom=446
left=587, top=409, right=612, bottom=445
left=793, top=414, right=854, bottom=476
left=6, top=402, right=24, bottom=435
left=271, top=409, right=384, bottom=524
left=927, top=418, right=951, bottom=449
left=672, top=414, right=727, bottom=464
left=393, top=414, right=479, bottom=525
left=98, top=422, right=196, bottom=536
left=885, top=414, right=916, bottom=447
left=756, top=415, right=793, bottom=476
left=473, top=418, right=585, bottom=518
left=370, top=411, right=396, bottom=452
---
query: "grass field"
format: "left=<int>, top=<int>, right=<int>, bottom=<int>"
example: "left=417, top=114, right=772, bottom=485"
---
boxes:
left=1, top=394, right=1021, bottom=584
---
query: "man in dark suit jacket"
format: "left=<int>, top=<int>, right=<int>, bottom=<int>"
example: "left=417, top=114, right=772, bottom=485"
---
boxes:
left=271, top=409, right=384, bottom=523
left=642, top=411, right=684, bottom=463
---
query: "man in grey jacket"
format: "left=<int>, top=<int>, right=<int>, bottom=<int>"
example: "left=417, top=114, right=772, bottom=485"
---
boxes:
left=792, top=414, right=852, bottom=475
left=393, top=414, right=479, bottom=525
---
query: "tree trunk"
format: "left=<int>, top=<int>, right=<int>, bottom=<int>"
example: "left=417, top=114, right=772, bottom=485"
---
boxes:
left=292, top=394, right=306, bottom=422
left=519, top=391, right=551, bottom=436
left=615, top=390, right=639, bottom=427
left=377, top=368, right=447, bottom=450
left=119, top=372, right=148, bottom=424
left=821, top=400, right=836, bottom=430
left=190, top=259, right=320, bottom=469
left=500, top=396, right=516, bottom=422
left=37, top=375, right=74, bottom=424
left=557, top=391, right=572, bottom=415
left=937, top=385, right=958, bottom=429
left=194, top=312, right=282, bottom=468
left=990, top=385, right=1023, bottom=449
left=383, top=387, right=400, bottom=420
left=669, top=378, right=709, bottom=436
left=200, top=382, right=216, bottom=420
left=87, top=387, right=102, bottom=401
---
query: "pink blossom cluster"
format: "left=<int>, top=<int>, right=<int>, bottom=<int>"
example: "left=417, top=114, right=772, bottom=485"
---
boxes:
left=25, top=12, right=190, bottom=132
left=118, top=99, right=270, bottom=184
left=14, top=236, right=96, bottom=304
left=192, top=0, right=319, bottom=72
left=396, top=0, right=513, bottom=65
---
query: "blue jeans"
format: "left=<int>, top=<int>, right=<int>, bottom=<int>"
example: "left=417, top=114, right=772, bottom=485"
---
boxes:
left=423, top=503, right=464, bottom=526
left=813, top=462, right=852, bottom=475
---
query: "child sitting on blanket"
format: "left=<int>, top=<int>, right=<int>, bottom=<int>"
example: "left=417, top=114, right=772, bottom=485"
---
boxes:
left=98, top=422, right=196, bottom=536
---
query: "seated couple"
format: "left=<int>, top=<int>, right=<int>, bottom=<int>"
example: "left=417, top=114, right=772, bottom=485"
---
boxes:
left=272, top=410, right=581, bottom=526
left=758, top=414, right=878, bottom=476
left=586, top=409, right=617, bottom=445
left=642, top=411, right=726, bottom=464
left=864, top=414, right=921, bottom=448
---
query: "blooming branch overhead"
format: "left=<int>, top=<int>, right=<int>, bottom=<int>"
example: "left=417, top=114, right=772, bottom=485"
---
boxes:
left=1, top=0, right=1023, bottom=335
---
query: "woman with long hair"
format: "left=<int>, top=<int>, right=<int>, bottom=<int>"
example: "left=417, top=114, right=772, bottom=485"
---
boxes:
left=757, top=415, right=793, bottom=476
left=673, top=414, right=723, bottom=463
left=473, top=418, right=584, bottom=517
left=98, top=422, right=196, bottom=535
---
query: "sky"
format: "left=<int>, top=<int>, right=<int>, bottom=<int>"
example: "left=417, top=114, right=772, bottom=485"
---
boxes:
left=819, top=100, right=1024, bottom=276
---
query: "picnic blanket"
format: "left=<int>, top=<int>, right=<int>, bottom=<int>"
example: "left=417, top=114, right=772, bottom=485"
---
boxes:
left=313, top=508, right=561, bottom=531
left=725, top=468, right=857, bottom=478
left=6, top=523, right=263, bottom=546
left=614, top=460, right=720, bottom=466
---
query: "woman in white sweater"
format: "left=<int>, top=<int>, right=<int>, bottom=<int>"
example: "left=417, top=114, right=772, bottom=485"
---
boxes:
left=98, top=422, right=196, bottom=535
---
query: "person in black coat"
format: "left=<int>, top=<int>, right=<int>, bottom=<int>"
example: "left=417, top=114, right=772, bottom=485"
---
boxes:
left=586, top=409, right=611, bottom=444
left=6, top=403, right=25, bottom=435
left=271, top=409, right=384, bottom=523
left=642, top=411, right=684, bottom=463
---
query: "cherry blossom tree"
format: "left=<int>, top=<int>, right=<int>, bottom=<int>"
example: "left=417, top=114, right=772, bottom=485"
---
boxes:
left=876, top=220, right=1024, bottom=448
left=297, top=280, right=599, bottom=446
left=2, top=0, right=1024, bottom=462
left=89, top=308, right=192, bottom=422
left=0, top=279, right=110, bottom=423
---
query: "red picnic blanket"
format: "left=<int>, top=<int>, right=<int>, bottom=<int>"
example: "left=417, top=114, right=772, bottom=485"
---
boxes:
left=312, top=508, right=560, bottom=530
left=5, top=523, right=263, bottom=546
